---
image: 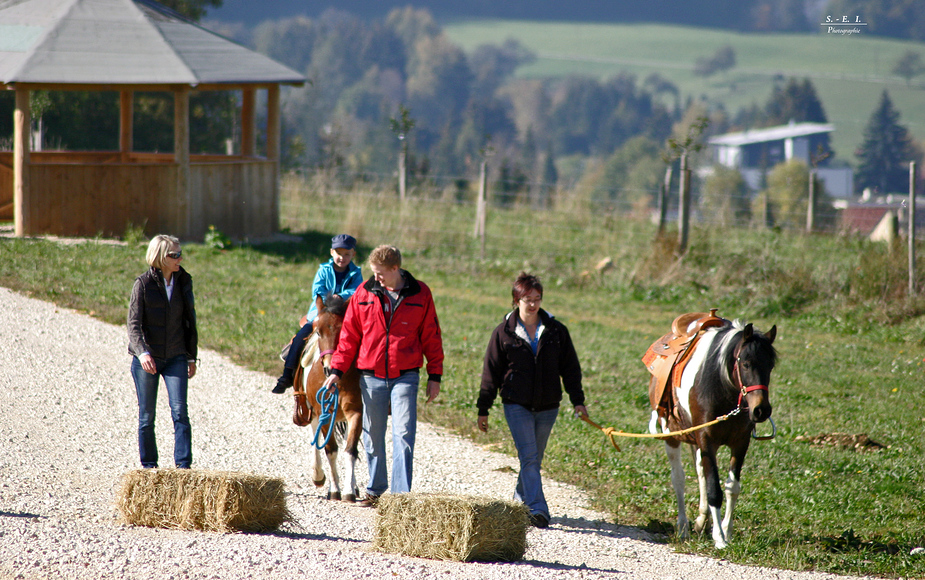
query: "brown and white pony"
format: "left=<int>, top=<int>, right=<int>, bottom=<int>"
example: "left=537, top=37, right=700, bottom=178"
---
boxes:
left=649, top=319, right=777, bottom=548
left=293, top=295, right=363, bottom=502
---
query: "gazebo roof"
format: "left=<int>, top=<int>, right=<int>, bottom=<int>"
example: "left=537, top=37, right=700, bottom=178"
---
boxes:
left=0, top=0, right=306, bottom=86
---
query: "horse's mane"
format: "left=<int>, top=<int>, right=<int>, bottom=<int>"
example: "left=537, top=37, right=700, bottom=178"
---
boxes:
left=322, top=294, right=348, bottom=317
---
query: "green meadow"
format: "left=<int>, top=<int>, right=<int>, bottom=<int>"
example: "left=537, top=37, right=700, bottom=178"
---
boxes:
left=444, top=20, right=925, bottom=166
left=3, top=181, right=925, bottom=576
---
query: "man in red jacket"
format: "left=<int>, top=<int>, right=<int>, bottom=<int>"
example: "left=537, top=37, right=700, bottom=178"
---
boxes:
left=322, top=245, right=443, bottom=506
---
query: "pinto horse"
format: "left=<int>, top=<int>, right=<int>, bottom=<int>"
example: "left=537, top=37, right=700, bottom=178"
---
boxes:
left=648, top=319, right=777, bottom=549
left=292, top=294, right=363, bottom=502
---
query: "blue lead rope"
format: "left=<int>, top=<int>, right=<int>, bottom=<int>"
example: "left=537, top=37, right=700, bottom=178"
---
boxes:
left=311, top=385, right=340, bottom=449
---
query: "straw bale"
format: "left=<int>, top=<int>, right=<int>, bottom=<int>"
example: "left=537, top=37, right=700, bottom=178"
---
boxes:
left=115, top=469, right=291, bottom=533
left=372, top=493, right=529, bottom=562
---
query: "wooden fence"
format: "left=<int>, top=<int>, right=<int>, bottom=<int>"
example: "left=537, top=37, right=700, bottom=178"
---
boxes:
left=0, top=152, right=277, bottom=240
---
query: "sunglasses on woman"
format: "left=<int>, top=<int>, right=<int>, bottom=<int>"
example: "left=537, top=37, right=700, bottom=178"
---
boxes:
left=166, top=251, right=182, bottom=259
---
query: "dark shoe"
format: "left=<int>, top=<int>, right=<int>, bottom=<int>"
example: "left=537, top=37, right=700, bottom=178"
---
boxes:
left=529, top=513, right=550, bottom=528
left=272, top=372, right=292, bottom=394
left=358, top=494, right=381, bottom=508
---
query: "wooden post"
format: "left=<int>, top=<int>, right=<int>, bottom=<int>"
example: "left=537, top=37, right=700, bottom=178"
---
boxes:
left=398, top=141, right=407, bottom=202
left=678, top=153, right=690, bottom=253
left=120, top=90, right=133, bottom=162
left=241, top=88, right=257, bottom=157
left=910, top=161, right=917, bottom=296
left=13, top=87, right=31, bottom=237
left=806, top=169, right=816, bottom=233
left=474, top=158, right=488, bottom=259
left=266, top=85, right=281, bottom=235
left=658, top=165, right=671, bottom=234
left=266, top=86, right=280, bottom=162
left=174, top=86, right=192, bottom=238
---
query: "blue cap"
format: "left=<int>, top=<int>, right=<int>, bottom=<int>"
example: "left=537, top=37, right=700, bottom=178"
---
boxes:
left=331, top=234, right=356, bottom=250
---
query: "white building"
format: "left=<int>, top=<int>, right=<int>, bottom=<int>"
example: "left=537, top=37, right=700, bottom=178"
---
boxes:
left=707, top=122, right=854, bottom=198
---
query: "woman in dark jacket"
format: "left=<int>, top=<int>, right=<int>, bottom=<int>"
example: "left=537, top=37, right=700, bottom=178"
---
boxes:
left=477, top=272, right=587, bottom=528
left=127, top=234, right=198, bottom=469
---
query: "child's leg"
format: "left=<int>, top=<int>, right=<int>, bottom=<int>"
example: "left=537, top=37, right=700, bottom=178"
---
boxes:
left=272, top=320, right=314, bottom=393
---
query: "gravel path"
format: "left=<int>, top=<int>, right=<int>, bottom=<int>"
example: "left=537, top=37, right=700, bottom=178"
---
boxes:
left=0, top=286, right=870, bottom=580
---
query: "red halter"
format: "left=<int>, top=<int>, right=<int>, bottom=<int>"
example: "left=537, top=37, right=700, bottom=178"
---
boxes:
left=733, top=351, right=768, bottom=408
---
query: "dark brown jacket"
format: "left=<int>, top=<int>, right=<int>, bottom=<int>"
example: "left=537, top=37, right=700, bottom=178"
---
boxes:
left=477, top=309, right=583, bottom=416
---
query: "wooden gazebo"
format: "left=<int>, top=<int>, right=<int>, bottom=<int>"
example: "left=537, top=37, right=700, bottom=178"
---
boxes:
left=0, top=0, right=306, bottom=240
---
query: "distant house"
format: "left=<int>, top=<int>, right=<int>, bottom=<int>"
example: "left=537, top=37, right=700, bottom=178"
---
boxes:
left=840, top=194, right=925, bottom=240
left=707, top=121, right=854, bottom=198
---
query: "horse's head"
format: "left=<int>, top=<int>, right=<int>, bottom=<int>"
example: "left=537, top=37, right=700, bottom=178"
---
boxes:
left=735, top=323, right=777, bottom=423
left=314, top=294, right=348, bottom=376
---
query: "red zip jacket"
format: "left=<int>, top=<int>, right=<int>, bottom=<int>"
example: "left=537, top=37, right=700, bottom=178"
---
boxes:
left=330, top=270, right=444, bottom=381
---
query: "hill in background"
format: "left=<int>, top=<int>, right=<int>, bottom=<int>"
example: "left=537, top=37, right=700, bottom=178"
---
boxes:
left=442, top=20, right=925, bottom=170
left=207, top=0, right=824, bottom=32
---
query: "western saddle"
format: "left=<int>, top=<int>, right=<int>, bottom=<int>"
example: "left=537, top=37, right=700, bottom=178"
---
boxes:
left=642, top=309, right=729, bottom=420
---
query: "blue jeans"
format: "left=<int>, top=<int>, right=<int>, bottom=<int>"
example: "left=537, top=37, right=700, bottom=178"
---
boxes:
left=283, top=321, right=314, bottom=372
left=504, top=404, right=559, bottom=519
left=131, top=355, right=192, bottom=468
left=360, top=371, right=419, bottom=495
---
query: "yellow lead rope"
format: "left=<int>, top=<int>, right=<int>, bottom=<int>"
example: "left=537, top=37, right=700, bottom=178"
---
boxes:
left=579, top=408, right=744, bottom=451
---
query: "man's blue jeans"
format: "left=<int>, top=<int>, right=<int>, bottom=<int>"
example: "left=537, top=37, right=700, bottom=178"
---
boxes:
left=131, top=355, right=192, bottom=468
left=360, top=371, right=419, bottom=495
left=504, top=403, right=558, bottom=519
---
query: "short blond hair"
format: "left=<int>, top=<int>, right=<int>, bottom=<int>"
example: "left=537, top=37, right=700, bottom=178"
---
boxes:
left=368, top=245, right=401, bottom=269
left=146, top=234, right=180, bottom=270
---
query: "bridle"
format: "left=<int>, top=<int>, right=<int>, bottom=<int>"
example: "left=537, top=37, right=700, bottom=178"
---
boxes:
left=732, top=343, right=768, bottom=408
left=318, top=349, right=336, bottom=376
left=731, top=343, right=775, bottom=440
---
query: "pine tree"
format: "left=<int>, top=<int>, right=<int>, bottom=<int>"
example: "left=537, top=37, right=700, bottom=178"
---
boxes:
left=764, top=78, right=827, bottom=125
left=855, top=90, right=920, bottom=194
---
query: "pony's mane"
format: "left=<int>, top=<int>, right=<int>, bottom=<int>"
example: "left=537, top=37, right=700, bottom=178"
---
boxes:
left=322, top=294, right=348, bottom=317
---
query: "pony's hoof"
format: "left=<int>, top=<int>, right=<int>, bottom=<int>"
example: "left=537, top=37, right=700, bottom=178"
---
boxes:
left=313, top=476, right=326, bottom=488
left=342, top=494, right=356, bottom=503
left=327, top=491, right=341, bottom=501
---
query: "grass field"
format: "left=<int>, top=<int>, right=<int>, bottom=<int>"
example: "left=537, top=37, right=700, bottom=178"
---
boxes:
left=3, top=185, right=925, bottom=577
left=443, top=20, right=925, bottom=168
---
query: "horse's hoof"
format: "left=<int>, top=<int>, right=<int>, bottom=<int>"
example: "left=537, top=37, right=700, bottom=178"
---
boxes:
left=327, top=491, right=341, bottom=501
left=342, top=494, right=356, bottom=503
left=313, top=476, right=326, bottom=488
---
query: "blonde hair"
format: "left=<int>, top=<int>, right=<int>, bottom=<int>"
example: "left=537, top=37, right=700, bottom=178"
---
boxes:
left=146, top=234, right=180, bottom=270
left=368, top=245, right=401, bottom=269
